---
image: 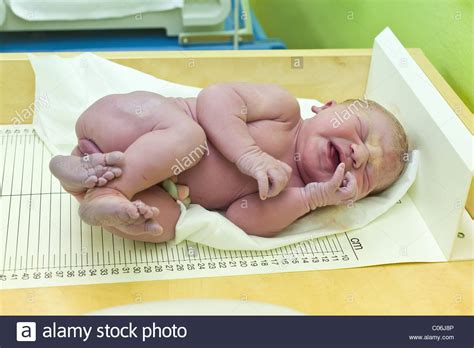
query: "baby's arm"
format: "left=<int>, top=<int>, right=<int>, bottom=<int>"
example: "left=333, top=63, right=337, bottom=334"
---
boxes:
left=226, top=188, right=309, bottom=237
left=226, top=163, right=358, bottom=236
left=197, top=82, right=300, bottom=199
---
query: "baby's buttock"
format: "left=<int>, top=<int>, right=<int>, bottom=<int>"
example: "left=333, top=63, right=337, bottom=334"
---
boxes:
left=76, top=93, right=197, bottom=153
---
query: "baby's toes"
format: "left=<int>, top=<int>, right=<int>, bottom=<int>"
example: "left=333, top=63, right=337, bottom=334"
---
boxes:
left=145, top=220, right=163, bottom=235
left=139, top=202, right=159, bottom=220
left=96, top=177, right=108, bottom=187
left=141, top=206, right=159, bottom=220
left=150, top=207, right=160, bottom=219
left=95, top=167, right=122, bottom=186
left=142, top=209, right=155, bottom=220
left=83, top=175, right=98, bottom=188
left=101, top=171, right=115, bottom=181
left=105, top=167, right=123, bottom=179
left=123, top=202, right=140, bottom=221
left=110, top=167, right=122, bottom=178
left=92, top=164, right=106, bottom=177
left=133, top=200, right=155, bottom=219
left=116, top=219, right=163, bottom=236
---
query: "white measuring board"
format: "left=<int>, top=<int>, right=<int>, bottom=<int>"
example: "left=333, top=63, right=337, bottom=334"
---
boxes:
left=0, top=125, right=376, bottom=290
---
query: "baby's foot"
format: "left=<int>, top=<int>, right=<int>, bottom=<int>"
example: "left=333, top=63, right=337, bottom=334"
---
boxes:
left=79, top=188, right=162, bottom=235
left=50, top=152, right=125, bottom=193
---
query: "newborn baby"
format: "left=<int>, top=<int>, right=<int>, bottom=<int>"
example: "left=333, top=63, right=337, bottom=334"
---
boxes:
left=50, top=82, right=408, bottom=243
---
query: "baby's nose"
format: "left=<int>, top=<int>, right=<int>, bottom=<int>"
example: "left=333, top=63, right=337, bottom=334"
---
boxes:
left=350, top=144, right=368, bottom=168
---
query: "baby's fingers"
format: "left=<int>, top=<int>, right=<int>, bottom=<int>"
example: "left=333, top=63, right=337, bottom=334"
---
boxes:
left=345, top=172, right=357, bottom=192
left=267, top=168, right=289, bottom=198
left=338, top=172, right=358, bottom=201
left=255, top=170, right=270, bottom=200
left=328, top=163, right=346, bottom=191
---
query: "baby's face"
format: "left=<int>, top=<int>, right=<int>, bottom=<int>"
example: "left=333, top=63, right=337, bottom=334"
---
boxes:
left=297, top=101, right=398, bottom=200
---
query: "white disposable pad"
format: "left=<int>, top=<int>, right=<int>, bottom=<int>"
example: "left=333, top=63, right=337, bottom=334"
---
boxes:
left=30, top=52, right=417, bottom=251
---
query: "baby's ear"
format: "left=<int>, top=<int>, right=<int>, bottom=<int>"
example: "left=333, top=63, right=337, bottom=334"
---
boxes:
left=311, top=105, right=321, bottom=114
left=311, top=100, right=337, bottom=114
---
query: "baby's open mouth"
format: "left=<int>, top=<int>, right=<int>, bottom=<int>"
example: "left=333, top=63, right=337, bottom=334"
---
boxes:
left=328, top=141, right=341, bottom=171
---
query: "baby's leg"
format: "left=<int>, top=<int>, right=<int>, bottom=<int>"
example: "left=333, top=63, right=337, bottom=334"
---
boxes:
left=76, top=92, right=206, bottom=200
left=76, top=121, right=199, bottom=233
left=103, top=111, right=206, bottom=199
left=54, top=142, right=164, bottom=235
left=71, top=92, right=204, bottom=235
left=75, top=185, right=179, bottom=242
left=51, top=140, right=164, bottom=235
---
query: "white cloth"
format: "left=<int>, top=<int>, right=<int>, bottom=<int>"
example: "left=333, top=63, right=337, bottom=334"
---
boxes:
left=30, top=53, right=419, bottom=251
left=7, top=0, right=183, bottom=21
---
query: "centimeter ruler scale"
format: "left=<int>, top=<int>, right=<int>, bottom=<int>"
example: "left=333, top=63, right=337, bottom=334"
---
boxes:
left=0, top=125, right=361, bottom=290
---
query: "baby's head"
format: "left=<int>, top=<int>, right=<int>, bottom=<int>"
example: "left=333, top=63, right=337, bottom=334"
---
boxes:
left=296, top=99, right=408, bottom=200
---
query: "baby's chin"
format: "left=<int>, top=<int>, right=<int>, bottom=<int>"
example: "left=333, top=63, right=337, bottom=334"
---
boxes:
left=314, top=169, right=334, bottom=183
left=301, top=161, right=333, bottom=184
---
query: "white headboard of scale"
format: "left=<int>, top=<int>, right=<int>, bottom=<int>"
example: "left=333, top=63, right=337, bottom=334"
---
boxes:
left=365, top=27, right=472, bottom=259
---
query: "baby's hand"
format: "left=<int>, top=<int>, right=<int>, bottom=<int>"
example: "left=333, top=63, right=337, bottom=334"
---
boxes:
left=236, top=147, right=292, bottom=200
left=302, top=163, right=358, bottom=210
